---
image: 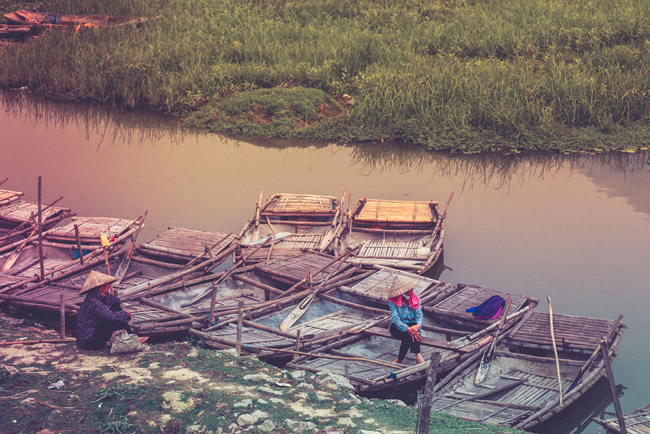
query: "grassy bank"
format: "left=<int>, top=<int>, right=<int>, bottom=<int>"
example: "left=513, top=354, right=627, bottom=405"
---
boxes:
left=1, top=0, right=650, bottom=152
left=0, top=313, right=521, bottom=433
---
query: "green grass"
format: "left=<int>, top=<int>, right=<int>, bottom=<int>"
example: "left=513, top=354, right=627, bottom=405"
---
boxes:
left=2, top=0, right=650, bottom=152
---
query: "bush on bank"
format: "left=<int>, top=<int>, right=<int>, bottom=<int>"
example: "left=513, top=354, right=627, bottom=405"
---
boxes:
left=1, top=0, right=650, bottom=152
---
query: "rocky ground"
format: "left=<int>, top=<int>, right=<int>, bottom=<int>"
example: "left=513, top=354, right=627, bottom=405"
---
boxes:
left=0, top=312, right=518, bottom=433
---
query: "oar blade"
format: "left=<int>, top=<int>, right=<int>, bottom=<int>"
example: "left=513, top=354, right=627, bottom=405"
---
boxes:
left=279, top=294, right=314, bottom=331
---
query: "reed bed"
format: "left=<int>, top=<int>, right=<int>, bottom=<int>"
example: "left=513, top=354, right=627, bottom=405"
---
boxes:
left=1, top=0, right=650, bottom=151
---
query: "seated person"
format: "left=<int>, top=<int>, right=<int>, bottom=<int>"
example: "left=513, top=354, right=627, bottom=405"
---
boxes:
left=76, top=270, right=132, bottom=350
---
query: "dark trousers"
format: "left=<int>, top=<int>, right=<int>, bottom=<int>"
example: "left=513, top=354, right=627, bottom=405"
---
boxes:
left=390, top=322, right=421, bottom=360
left=80, top=301, right=132, bottom=351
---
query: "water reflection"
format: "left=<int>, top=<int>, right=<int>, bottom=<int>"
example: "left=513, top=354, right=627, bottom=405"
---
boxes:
left=2, top=89, right=648, bottom=196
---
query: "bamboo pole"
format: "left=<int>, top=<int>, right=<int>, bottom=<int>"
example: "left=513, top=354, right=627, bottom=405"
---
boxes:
left=294, top=329, right=301, bottom=360
left=0, top=339, right=75, bottom=346
left=59, top=293, right=65, bottom=338
left=37, top=176, right=44, bottom=281
left=547, top=295, right=563, bottom=406
left=601, top=340, right=627, bottom=434
left=236, top=300, right=244, bottom=356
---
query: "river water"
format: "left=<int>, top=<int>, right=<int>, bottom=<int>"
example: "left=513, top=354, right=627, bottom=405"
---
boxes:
left=1, top=90, right=649, bottom=433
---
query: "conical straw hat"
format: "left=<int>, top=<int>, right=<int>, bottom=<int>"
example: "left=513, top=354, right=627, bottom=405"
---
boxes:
left=80, top=271, right=117, bottom=295
left=388, top=275, right=420, bottom=298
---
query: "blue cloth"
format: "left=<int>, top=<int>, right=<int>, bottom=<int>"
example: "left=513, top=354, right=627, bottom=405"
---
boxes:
left=388, top=299, right=423, bottom=332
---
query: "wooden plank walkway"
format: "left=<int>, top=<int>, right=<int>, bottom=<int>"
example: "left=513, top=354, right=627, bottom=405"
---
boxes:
left=137, top=227, right=237, bottom=262
left=340, top=268, right=440, bottom=303
left=0, top=189, right=23, bottom=206
left=508, top=311, right=621, bottom=353
left=355, top=199, right=436, bottom=224
left=425, top=283, right=538, bottom=329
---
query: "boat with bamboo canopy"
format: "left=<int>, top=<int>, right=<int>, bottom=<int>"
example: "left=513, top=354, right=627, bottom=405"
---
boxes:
left=337, top=196, right=452, bottom=274
left=427, top=312, right=626, bottom=430
left=236, top=191, right=347, bottom=264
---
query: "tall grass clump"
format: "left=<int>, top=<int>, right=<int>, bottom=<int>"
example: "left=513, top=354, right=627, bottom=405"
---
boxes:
left=1, top=0, right=650, bottom=151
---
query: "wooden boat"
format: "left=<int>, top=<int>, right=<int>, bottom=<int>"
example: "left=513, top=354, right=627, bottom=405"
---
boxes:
left=0, top=24, right=36, bottom=39
left=428, top=312, right=626, bottom=430
left=4, top=10, right=141, bottom=28
left=337, top=198, right=446, bottom=274
left=594, top=402, right=650, bottom=434
left=0, top=188, right=23, bottom=207
left=134, top=227, right=238, bottom=267
left=236, top=192, right=347, bottom=264
left=190, top=295, right=378, bottom=362
left=284, top=283, right=510, bottom=393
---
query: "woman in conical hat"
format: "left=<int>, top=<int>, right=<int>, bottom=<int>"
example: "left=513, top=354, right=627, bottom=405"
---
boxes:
left=387, top=275, right=425, bottom=364
left=76, top=270, right=133, bottom=350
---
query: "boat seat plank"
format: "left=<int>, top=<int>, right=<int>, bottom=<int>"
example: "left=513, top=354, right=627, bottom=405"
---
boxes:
left=362, top=326, right=470, bottom=353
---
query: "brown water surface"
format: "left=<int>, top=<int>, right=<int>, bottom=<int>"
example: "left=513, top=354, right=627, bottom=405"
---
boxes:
left=1, top=90, right=649, bottom=433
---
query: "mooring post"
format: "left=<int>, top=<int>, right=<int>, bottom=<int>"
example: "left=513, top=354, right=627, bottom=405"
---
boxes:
left=294, top=329, right=301, bottom=360
left=601, top=341, right=627, bottom=434
left=344, top=363, right=350, bottom=380
left=74, top=224, right=84, bottom=265
left=37, top=176, right=45, bottom=281
left=235, top=300, right=244, bottom=356
left=417, top=352, right=441, bottom=434
left=59, top=294, right=65, bottom=339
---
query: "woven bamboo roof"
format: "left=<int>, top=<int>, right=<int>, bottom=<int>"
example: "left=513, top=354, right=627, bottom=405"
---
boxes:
left=263, top=194, right=337, bottom=215
left=355, top=199, right=436, bottom=223
left=0, top=189, right=23, bottom=205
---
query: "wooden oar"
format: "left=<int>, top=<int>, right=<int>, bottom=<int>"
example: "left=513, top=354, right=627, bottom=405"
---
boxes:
left=448, top=305, right=532, bottom=348
left=474, top=298, right=511, bottom=384
left=547, top=294, right=563, bottom=406
left=279, top=252, right=350, bottom=331
left=113, top=211, right=148, bottom=285
left=0, top=177, right=7, bottom=188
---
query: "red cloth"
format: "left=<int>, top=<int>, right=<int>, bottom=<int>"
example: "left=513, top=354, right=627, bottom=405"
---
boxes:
left=387, top=292, right=420, bottom=310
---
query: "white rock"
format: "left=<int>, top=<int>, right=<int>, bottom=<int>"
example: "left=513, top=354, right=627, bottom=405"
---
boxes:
left=269, top=397, right=285, bottom=404
left=243, top=373, right=273, bottom=382
left=355, top=430, right=381, bottom=434
left=385, top=398, right=407, bottom=407
left=290, top=370, right=307, bottom=379
left=256, top=420, right=276, bottom=433
left=318, top=372, right=355, bottom=391
left=257, top=386, right=283, bottom=396
left=314, top=393, right=331, bottom=402
left=285, top=419, right=316, bottom=432
left=236, top=414, right=257, bottom=427
left=217, top=348, right=239, bottom=357
left=251, top=410, right=270, bottom=420
left=233, top=399, right=253, bottom=409
left=296, top=382, right=314, bottom=390
left=256, top=398, right=268, bottom=405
